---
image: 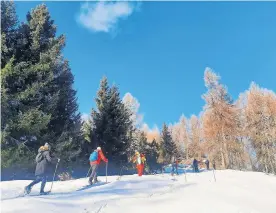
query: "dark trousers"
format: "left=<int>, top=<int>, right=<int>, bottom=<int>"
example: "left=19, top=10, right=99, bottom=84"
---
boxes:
left=171, top=163, right=179, bottom=175
left=27, top=175, right=47, bottom=193
left=89, top=164, right=99, bottom=183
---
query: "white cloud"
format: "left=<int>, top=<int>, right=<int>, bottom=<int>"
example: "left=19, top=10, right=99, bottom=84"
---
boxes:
left=78, top=2, right=138, bottom=33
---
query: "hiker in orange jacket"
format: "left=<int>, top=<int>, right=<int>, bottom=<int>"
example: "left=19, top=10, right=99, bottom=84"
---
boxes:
left=132, top=151, right=146, bottom=176
left=89, top=147, right=108, bottom=185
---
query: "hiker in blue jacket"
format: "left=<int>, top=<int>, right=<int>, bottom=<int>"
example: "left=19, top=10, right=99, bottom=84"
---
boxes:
left=171, top=155, right=179, bottom=176
left=88, top=147, right=108, bottom=185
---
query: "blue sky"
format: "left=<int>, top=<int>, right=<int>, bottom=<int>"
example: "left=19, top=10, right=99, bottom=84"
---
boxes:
left=15, top=1, right=276, bottom=129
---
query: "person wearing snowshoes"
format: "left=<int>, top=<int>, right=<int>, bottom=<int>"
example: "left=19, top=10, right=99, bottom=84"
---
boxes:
left=88, top=147, right=108, bottom=185
left=24, top=143, right=60, bottom=195
left=132, top=151, right=146, bottom=176
left=193, top=158, right=199, bottom=173
left=171, top=155, right=179, bottom=176
left=205, top=159, right=210, bottom=170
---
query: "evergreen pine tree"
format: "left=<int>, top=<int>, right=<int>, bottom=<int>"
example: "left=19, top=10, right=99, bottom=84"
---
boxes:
left=92, top=77, right=132, bottom=163
left=52, top=61, right=82, bottom=162
left=137, top=130, right=147, bottom=153
left=1, top=1, right=19, bottom=145
left=1, top=4, right=82, bottom=169
left=160, top=123, right=177, bottom=164
left=92, top=76, right=111, bottom=148
left=81, top=117, right=97, bottom=159
left=1, top=0, right=18, bottom=68
left=2, top=4, right=63, bottom=149
left=147, top=139, right=160, bottom=172
left=126, top=130, right=140, bottom=159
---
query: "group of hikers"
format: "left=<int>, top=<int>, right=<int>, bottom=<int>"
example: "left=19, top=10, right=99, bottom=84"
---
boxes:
left=170, top=157, right=211, bottom=175
left=24, top=142, right=213, bottom=195
left=24, top=143, right=148, bottom=195
left=192, top=158, right=210, bottom=172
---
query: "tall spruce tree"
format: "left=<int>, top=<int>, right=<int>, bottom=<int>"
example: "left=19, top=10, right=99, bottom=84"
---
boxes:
left=92, top=77, right=132, bottom=163
left=81, top=117, right=97, bottom=159
left=1, top=1, right=18, bottom=68
left=1, top=1, right=18, bottom=145
left=126, top=130, right=140, bottom=159
left=1, top=4, right=81, bottom=168
left=145, top=139, right=160, bottom=172
left=91, top=76, right=110, bottom=149
left=52, top=61, right=82, bottom=162
left=137, top=130, right=147, bottom=153
left=160, top=123, right=177, bottom=163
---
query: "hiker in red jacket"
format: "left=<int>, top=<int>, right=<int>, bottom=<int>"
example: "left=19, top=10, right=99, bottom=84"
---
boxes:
left=89, top=147, right=108, bottom=185
left=132, top=151, right=146, bottom=176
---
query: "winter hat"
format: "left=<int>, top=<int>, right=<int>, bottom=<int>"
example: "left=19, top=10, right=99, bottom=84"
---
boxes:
left=97, top=147, right=101, bottom=150
left=44, top=143, right=51, bottom=150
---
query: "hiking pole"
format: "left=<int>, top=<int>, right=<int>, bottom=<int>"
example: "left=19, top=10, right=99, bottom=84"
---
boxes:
left=49, top=158, right=60, bottom=192
left=117, top=160, right=123, bottom=180
left=184, top=166, right=187, bottom=182
left=106, top=162, right=108, bottom=183
left=119, top=163, right=124, bottom=179
left=212, top=168, right=217, bottom=182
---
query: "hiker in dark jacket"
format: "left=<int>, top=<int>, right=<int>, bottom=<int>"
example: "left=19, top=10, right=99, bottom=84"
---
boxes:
left=205, top=159, right=210, bottom=170
left=193, top=158, right=199, bottom=173
left=24, top=143, right=59, bottom=195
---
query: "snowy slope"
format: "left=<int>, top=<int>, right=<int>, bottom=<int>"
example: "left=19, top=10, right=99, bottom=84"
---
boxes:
left=1, top=170, right=276, bottom=213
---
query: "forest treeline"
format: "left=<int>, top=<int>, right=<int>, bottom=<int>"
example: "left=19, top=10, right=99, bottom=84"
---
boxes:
left=1, top=2, right=276, bottom=177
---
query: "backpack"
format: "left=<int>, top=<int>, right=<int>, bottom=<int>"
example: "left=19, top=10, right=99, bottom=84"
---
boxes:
left=141, top=154, right=146, bottom=164
left=36, top=152, right=44, bottom=163
left=89, top=150, right=98, bottom=162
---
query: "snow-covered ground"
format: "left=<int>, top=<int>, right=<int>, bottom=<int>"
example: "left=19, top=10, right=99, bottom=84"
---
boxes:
left=1, top=169, right=276, bottom=213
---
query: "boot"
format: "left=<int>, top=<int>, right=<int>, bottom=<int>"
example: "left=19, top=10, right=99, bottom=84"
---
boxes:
left=40, top=191, right=49, bottom=195
left=24, top=186, right=31, bottom=195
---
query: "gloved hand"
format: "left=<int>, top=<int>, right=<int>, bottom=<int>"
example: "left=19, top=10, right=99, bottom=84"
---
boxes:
left=57, top=158, right=61, bottom=162
left=106, top=159, right=108, bottom=163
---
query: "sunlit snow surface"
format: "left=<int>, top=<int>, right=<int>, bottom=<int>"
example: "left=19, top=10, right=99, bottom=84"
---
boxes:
left=1, top=168, right=276, bottom=213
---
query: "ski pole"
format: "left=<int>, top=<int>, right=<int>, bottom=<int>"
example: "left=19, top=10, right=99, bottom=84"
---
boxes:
left=117, top=160, right=123, bottom=180
left=49, top=158, right=60, bottom=192
left=106, top=162, right=108, bottom=183
left=212, top=168, right=216, bottom=182
left=184, top=166, right=187, bottom=182
left=86, top=167, right=91, bottom=177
